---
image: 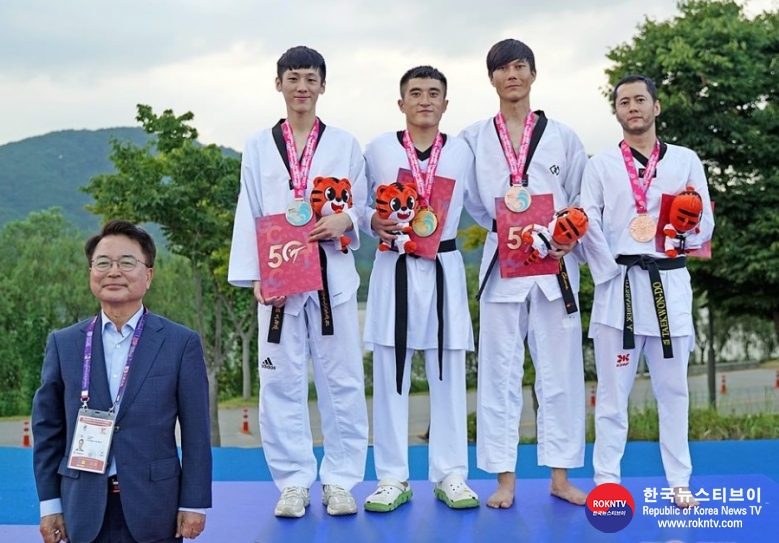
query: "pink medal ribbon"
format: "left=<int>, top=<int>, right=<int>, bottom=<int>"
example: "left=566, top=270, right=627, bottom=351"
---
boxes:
left=282, top=118, right=320, bottom=199
left=281, top=118, right=320, bottom=225
left=402, top=130, right=443, bottom=237
left=496, top=111, right=537, bottom=213
left=495, top=111, right=537, bottom=187
left=402, top=130, right=442, bottom=208
left=620, top=139, right=661, bottom=242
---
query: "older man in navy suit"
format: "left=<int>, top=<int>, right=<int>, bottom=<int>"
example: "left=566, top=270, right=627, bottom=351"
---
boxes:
left=32, top=220, right=212, bottom=543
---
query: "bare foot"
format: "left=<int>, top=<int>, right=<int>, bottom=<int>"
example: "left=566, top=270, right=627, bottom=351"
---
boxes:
left=486, top=472, right=515, bottom=509
left=550, top=468, right=587, bottom=506
left=674, top=487, right=699, bottom=509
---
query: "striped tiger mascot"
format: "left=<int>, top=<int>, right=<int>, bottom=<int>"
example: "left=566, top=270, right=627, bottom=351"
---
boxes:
left=310, top=176, right=353, bottom=253
left=375, top=181, right=418, bottom=255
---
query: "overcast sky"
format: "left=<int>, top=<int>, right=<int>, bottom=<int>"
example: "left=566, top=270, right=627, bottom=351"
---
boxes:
left=1, top=0, right=775, bottom=155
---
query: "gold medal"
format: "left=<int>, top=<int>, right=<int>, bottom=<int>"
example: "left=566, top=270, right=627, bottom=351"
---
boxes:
left=285, top=199, right=313, bottom=226
left=504, top=185, right=532, bottom=213
left=629, top=214, right=657, bottom=242
left=412, top=207, right=438, bottom=237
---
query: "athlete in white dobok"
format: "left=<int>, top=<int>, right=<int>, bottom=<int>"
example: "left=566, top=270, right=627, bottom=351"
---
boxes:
left=228, top=46, right=369, bottom=519
left=461, top=38, right=589, bottom=508
left=362, top=65, right=479, bottom=513
left=580, top=74, right=714, bottom=508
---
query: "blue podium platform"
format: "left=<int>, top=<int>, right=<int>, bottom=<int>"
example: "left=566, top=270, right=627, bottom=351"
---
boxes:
left=3, top=441, right=777, bottom=543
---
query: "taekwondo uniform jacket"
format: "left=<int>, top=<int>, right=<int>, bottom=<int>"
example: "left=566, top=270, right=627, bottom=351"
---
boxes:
left=228, top=122, right=368, bottom=314
left=460, top=115, right=588, bottom=302
left=361, top=132, right=474, bottom=351
left=580, top=143, right=714, bottom=337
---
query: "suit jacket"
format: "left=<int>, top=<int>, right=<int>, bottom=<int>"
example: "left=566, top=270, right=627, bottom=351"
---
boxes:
left=32, top=311, right=212, bottom=543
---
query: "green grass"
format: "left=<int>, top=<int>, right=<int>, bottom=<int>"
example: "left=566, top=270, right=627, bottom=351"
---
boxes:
left=467, top=406, right=779, bottom=444
left=587, top=406, right=779, bottom=441
left=0, top=415, right=33, bottom=423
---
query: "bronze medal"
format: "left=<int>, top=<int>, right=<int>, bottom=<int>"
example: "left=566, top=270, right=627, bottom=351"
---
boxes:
left=285, top=199, right=313, bottom=226
left=629, top=214, right=657, bottom=242
left=412, top=207, right=438, bottom=237
left=504, top=185, right=532, bottom=213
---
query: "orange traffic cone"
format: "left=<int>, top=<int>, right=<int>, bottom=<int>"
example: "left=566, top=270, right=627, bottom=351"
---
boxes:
left=22, top=420, right=31, bottom=448
left=240, top=408, right=251, bottom=434
left=589, top=384, right=596, bottom=407
left=720, top=374, right=727, bottom=395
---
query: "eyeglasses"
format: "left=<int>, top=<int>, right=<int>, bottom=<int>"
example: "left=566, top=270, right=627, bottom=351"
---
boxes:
left=91, top=256, right=150, bottom=272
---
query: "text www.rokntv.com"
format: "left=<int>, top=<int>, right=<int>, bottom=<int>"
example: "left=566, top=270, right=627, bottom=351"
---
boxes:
left=656, top=518, right=743, bottom=528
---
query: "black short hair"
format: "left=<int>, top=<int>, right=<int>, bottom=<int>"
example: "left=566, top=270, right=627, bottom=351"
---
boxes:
left=399, top=65, right=448, bottom=97
left=486, top=39, right=536, bottom=77
left=85, top=220, right=156, bottom=268
left=277, top=46, right=326, bottom=82
left=612, top=74, right=658, bottom=105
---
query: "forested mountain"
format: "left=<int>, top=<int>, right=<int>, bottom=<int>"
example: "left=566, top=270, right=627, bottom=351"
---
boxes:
left=0, top=128, right=153, bottom=230
left=0, top=128, right=481, bottom=268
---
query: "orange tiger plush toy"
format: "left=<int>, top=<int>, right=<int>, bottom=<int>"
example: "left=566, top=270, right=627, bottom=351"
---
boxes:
left=520, top=206, right=589, bottom=265
left=663, top=186, right=703, bottom=258
left=310, top=176, right=353, bottom=253
left=375, top=181, right=418, bottom=255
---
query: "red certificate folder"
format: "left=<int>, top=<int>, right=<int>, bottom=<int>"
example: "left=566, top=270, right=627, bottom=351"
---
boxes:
left=495, top=193, right=559, bottom=277
left=255, top=214, right=323, bottom=298
left=396, top=168, right=455, bottom=260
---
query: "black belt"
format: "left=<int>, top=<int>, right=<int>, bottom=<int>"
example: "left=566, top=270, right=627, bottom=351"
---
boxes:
left=616, top=254, right=687, bottom=359
left=476, top=220, right=577, bottom=314
left=108, top=475, right=120, bottom=493
left=268, top=243, right=334, bottom=344
left=393, top=239, right=457, bottom=395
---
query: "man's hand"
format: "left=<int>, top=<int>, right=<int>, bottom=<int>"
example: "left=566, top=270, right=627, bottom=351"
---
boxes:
left=252, top=281, right=286, bottom=308
left=371, top=213, right=400, bottom=244
left=176, top=511, right=206, bottom=540
left=40, top=513, right=67, bottom=543
left=309, top=213, right=353, bottom=242
left=549, top=240, right=577, bottom=260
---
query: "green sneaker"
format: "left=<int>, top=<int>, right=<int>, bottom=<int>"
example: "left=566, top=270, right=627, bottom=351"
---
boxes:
left=364, top=479, right=412, bottom=512
left=434, top=474, right=479, bottom=509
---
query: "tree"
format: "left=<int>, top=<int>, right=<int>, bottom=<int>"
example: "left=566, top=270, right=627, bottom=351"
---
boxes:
left=605, top=0, right=779, bottom=341
left=0, top=209, right=96, bottom=416
left=82, top=106, right=256, bottom=445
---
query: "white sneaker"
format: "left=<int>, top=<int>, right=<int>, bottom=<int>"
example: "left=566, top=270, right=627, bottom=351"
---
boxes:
left=434, top=474, right=479, bottom=509
left=322, top=484, right=358, bottom=515
left=274, top=486, right=310, bottom=518
left=364, top=479, right=413, bottom=513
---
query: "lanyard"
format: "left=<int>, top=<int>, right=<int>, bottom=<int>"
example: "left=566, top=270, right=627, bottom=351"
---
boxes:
left=281, top=118, right=321, bottom=199
left=620, top=140, right=660, bottom=214
left=402, top=130, right=443, bottom=208
left=81, top=310, right=148, bottom=412
left=495, top=111, right=537, bottom=187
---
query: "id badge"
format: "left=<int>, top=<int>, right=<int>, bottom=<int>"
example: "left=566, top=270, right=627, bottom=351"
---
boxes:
left=68, top=408, right=116, bottom=474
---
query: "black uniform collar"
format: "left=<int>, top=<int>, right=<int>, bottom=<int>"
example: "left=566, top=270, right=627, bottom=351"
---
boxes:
left=625, top=140, right=668, bottom=166
left=395, top=131, right=448, bottom=161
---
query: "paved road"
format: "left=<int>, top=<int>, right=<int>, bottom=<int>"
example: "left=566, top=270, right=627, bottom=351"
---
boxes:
left=5, top=365, right=777, bottom=449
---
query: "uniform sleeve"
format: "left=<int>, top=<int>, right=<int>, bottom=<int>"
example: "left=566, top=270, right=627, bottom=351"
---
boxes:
left=560, top=126, right=588, bottom=208
left=458, top=128, right=494, bottom=230
left=32, top=333, right=68, bottom=503
left=343, top=136, right=367, bottom=249
left=680, top=151, right=715, bottom=249
left=176, top=331, right=212, bottom=509
left=579, top=159, right=621, bottom=285
left=360, top=140, right=380, bottom=238
left=228, top=140, right=262, bottom=288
